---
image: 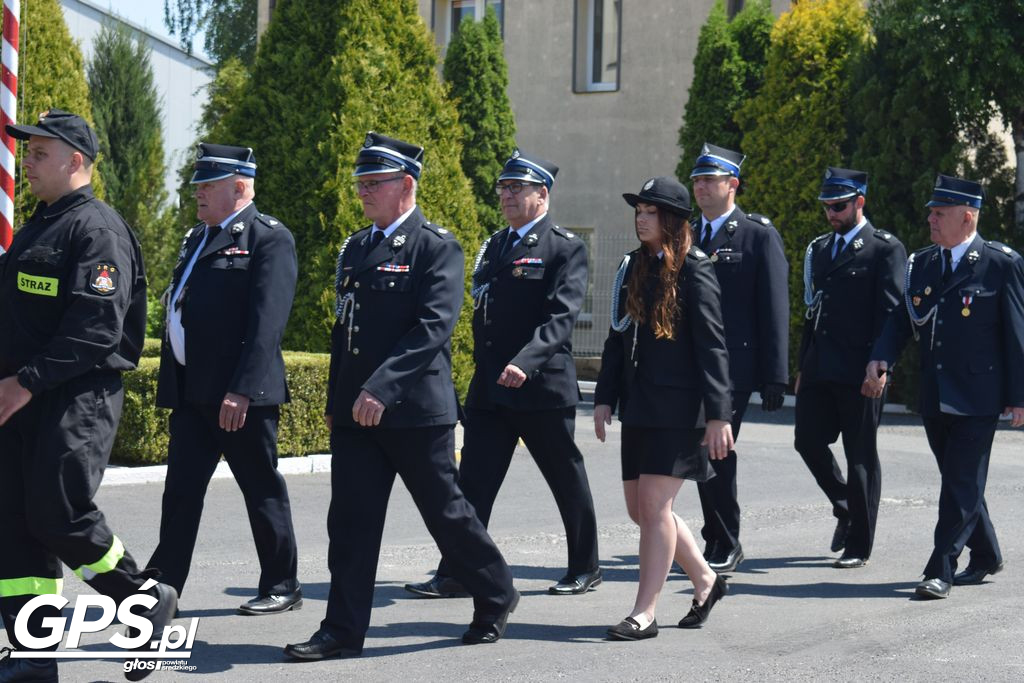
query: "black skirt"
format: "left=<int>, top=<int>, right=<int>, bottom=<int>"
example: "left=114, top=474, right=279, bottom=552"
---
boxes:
left=620, top=424, right=715, bottom=482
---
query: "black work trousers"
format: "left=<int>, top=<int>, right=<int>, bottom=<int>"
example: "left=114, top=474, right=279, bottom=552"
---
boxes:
left=696, top=391, right=751, bottom=554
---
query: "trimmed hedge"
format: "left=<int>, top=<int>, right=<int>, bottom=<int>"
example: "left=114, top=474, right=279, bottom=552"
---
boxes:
left=113, top=350, right=331, bottom=465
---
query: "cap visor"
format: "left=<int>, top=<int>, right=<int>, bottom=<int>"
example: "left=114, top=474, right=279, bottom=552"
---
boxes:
left=189, top=169, right=235, bottom=184
left=5, top=123, right=59, bottom=141
left=352, top=165, right=404, bottom=177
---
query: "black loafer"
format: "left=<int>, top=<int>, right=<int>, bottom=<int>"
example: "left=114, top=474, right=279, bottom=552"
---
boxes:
left=0, top=649, right=58, bottom=683
left=124, top=582, right=179, bottom=681
left=462, top=590, right=519, bottom=644
left=404, top=574, right=469, bottom=598
left=678, top=574, right=728, bottom=628
left=914, top=577, right=952, bottom=599
left=548, top=568, right=603, bottom=595
left=707, top=544, right=744, bottom=573
left=284, top=630, right=361, bottom=660
left=830, top=518, right=850, bottom=552
left=238, top=588, right=303, bottom=615
left=953, top=561, right=1004, bottom=586
left=833, top=555, right=868, bottom=569
left=606, top=617, right=658, bottom=641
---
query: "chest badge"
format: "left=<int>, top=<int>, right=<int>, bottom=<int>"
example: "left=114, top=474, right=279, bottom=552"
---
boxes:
left=852, top=238, right=864, bottom=250
left=90, top=264, right=118, bottom=295
left=962, top=295, right=973, bottom=317
left=512, top=267, right=524, bottom=278
left=924, top=286, right=932, bottom=296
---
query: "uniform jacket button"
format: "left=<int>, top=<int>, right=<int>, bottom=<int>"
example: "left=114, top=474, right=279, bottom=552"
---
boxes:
left=353, top=326, right=359, bottom=333
left=388, top=281, right=395, bottom=288
left=936, top=363, right=942, bottom=369
left=485, top=341, right=492, bottom=347
left=354, top=282, right=360, bottom=288
left=352, top=348, right=360, bottom=355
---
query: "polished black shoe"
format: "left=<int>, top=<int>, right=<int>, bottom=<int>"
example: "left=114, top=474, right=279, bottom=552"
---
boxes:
left=549, top=568, right=603, bottom=595
left=462, top=590, right=519, bottom=644
left=678, top=574, right=728, bottom=629
left=606, top=617, right=658, bottom=641
left=914, top=577, right=952, bottom=599
left=124, top=582, right=179, bottom=681
left=954, top=561, right=1004, bottom=586
left=830, top=518, right=850, bottom=552
left=833, top=555, right=869, bottom=569
left=238, top=588, right=303, bottom=615
left=707, top=544, right=744, bottom=573
left=0, top=648, right=58, bottom=683
left=284, top=630, right=361, bottom=660
left=404, top=574, right=469, bottom=598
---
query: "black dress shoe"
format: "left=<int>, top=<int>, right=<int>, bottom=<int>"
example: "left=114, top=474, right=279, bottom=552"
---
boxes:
left=678, top=574, right=728, bottom=628
left=830, top=518, right=850, bottom=552
left=462, top=590, right=519, bottom=644
left=549, top=568, right=603, bottom=595
left=0, top=648, right=58, bottom=683
left=606, top=617, right=658, bottom=641
left=238, top=588, right=303, bottom=615
left=914, top=577, right=952, bottom=599
left=954, top=561, right=1004, bottom=586
left=707, top=544, right=744, bottom=573
left=124, top=582, right=179, bottom=681
left=404, top=574, right=469, bottom=598
left=284, top=630, right=361, bottom=660
left=832, top=555, right=868, bottom=569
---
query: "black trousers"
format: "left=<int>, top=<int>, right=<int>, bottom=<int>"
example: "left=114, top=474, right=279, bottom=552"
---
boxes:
left=794, top=380, right=884, bottom=558
left=437, top=406, right=599, bottom=579
left=696, top=391, right=751, bottom=553
left=147, top=403, right=298, bottom=598
left=0, top=371, right=146, bottom=649
left=921, top=413, right=1001, bottom=583
left=324, top=425, right=514, bottom=653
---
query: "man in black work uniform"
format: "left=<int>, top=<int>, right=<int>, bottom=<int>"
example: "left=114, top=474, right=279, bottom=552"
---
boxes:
left=147, top=144, right=301, bottom=615
left=689, top=143, right=789, bottom=572
left=405, top=150, right=601, bottom=599
left=867, top=174, right=1024, bottom=599
left=284, top=132, right=518, bottom=661
left=0, top=110, right=176, bottom=682
left=795, top=167, right=906, bottom=569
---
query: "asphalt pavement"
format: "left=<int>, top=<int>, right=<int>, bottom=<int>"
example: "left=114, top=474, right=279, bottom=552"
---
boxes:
left=5, top=405, right=1023, bottom=681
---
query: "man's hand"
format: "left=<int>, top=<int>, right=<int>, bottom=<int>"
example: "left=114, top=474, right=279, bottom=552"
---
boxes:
left=862, top=360, right=888, bottom=399
left=1003, top=406, right=1024, bottom=428
left=352, top=390, right=385, bottom=427
left=761, top=383, right=786, bottom=412
left=220, top=392, right=251, bottom=432
left=594, top=404, right=612, bottom=442
left=496, top=364, right=528, bottom=388
left=703, top=419, right=735, bottom=460
left=0, top=376, right=32, bottom=426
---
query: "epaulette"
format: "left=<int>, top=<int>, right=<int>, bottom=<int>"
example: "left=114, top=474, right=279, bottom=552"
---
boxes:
left=810, top=232, right=832, bottom=246
left=873, top=229, right=894, bottom=241
left=746, top=212, right=773, bottom=227
left=422, top=222, right=453, bottom=239
left=552, top=225, right=576, bottom=239
left=985, top=240, right=1017, bottom=258
left=912, top=243, right=939, bottom=258
left=255, top=213, right=282, bottom=229
left=690, top=247, right=708, bottom=259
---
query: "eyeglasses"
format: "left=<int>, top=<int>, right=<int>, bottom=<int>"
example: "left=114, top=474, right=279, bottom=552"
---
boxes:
left=353, top=177, right=404, bottom=193
left=823, top=200, right=851, bottom=213
left=494, top=182, right=534, bottom=196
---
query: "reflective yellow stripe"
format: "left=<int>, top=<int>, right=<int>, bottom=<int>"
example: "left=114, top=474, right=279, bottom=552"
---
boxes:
left=74, top=536, right=126, bottom=580
left=16, top=272, right=59, bottom=297
left=0, top=577, right=64, bottom=597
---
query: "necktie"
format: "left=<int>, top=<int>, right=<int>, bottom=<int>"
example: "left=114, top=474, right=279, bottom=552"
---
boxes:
left=502, top=230, right=519, bottom=257
left=833, top=235, right=846, bottom=261
left=368, top=229, right=384, bottom=251
left=206, top=224, right=222, bottom=244
left=941, top=248, right=953, bottom=284
left=700, top=223, right=712, bottom=251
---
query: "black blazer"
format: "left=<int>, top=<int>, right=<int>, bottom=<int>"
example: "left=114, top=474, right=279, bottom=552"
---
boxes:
left=873, top=235, right=1024, bottom=416
left=327, top=207, right=461, bottom=429
left=798, top=221, right=906, bottom=386
left=694, top=206, right=789, bottom=392
left=466, top=214, right=587, bottom=410
left=594, top=247, right=732, bottom=428
left=156, top=203, right=297, bottom=408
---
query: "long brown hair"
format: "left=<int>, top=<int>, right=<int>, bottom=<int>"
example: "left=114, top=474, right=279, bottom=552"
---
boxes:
left=625, top=206, right=692, bottom=339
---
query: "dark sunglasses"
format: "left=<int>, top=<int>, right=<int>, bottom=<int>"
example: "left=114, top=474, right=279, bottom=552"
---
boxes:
left=823, top=200, right=851, bottom=213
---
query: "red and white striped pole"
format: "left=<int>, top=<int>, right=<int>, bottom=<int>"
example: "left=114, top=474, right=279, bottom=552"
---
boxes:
left=1, top=0, right=20, bottom=253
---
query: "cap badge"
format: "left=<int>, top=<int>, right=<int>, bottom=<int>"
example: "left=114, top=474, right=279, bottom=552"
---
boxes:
left=363, top=133, right=374, bottom=147
left=700, top=143, right=710, bottom=154
left=511, top=149, right=521, bottom=159
left=825, top=168, right=833, bottom=179
left=643, top=179, right=655, bottom=191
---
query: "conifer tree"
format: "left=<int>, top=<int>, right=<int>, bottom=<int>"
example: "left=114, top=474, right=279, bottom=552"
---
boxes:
left=443, top=7, right=516, bottom=237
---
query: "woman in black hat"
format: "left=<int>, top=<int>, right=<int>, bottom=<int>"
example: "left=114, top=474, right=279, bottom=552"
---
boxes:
left=594, top=176, right=734, bottom=640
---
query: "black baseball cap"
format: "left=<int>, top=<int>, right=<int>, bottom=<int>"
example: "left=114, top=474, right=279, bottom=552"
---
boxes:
left=6, top=109, right=99, bottom=161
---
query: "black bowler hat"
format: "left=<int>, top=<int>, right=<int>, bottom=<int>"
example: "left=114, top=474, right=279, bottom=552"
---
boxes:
left=354, top=131, right=424, bottom=180
left=623, top=176, right=692, bottom=219
left=6, top=109, right=99, bottom=160
left=690, top=142, right=744, bottom=178
left=189, top=143, right=257, bottom=184
left=818, top=166, right=868, bottom=201
left=497, top=149, right=558, bottom=189
left=926, top=174, right=984, bottom=209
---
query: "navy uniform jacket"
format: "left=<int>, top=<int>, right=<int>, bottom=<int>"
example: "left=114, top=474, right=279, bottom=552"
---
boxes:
left=156, top=203, right=297, bottom=408
left=695, top=207, right=789, bottom=392
left=0, top=185, right=146, bottom=390
left=799, top=221, right=906, bottom=386
left=872, top=236, right=1024, bottom=416
left=327, top=206, right=461, bottom=429
left=594, top=247, right=732, bottom=428
left=466, top=214, right=586, bottom=410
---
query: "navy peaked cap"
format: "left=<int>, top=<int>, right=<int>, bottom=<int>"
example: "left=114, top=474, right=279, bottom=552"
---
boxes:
left=354, top=132, right=424, bottom=180
left=498, top=149, right=558, bottom=188
left=191, top=143, right=257, bottom=183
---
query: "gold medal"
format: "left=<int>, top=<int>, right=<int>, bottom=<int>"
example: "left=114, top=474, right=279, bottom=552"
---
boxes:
left=912, top=296, right=922, bottom=306
left=924, top=286, right=932, bottom=295
left=962, top=307, right=971, bottom=317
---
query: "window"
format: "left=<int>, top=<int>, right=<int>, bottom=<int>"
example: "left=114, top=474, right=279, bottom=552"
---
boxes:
left=433, top=0, right=505, bottom=46
left=574, top=0, right=620, bottom=92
